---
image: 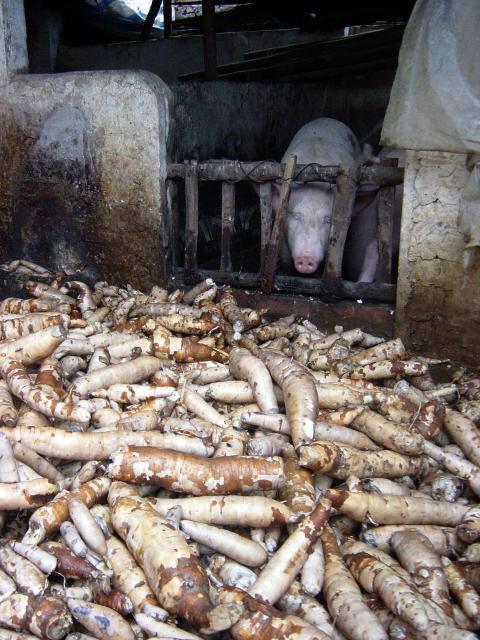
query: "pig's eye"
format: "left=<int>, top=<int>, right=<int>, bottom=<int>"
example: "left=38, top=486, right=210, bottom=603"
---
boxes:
left=289, top=209, right=301, bottom=221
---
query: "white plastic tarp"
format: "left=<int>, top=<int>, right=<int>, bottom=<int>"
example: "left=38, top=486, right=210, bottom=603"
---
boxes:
left=382, top=0, right=480, bottom=248
left=381, top=0, right=480, bottom=153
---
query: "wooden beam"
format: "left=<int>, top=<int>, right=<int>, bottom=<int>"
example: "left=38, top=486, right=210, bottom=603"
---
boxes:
left=141, top=0, right=162, bottom=40
left=260, top=154, right=296, bottom=294
left=323, top=166, right=358, bottom=291
left=259, top=182, right=272, bottom=272
left=167, top=160, right=403, bottom=187
left=376, top=185, right=395, bottom=283
left=202, top=0, right=217, bottom=79
left=166, top=179, right=179, bottom=270
left=172, top=267, right=396, bottom=302
left=184, top=161, right=199, bottom=284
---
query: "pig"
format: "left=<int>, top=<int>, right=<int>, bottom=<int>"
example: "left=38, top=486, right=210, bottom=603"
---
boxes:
left=271, top=118, right=381, bottom=281
left=343, top=146, right=404, bottom=283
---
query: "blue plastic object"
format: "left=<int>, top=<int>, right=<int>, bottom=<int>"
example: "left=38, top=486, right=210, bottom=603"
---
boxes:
left=74, top=0, right=164, bottom=37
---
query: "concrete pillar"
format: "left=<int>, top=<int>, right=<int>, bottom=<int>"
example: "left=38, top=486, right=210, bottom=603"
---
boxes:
left=396, top=150, right=480, bottom=365
left=0, top=0, right=28, bottom=83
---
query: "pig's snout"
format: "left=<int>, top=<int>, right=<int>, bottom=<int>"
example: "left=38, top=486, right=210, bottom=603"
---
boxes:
left=294, top=256, right=318, bottom=274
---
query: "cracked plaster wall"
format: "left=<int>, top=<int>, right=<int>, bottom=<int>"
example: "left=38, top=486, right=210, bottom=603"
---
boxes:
left=396, top=150, right=480, bottom=366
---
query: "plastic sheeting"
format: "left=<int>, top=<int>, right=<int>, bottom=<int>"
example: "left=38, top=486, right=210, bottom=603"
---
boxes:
left=381, top=0, right=480, bottom=154
left=382, top=0, right=480, bottom=248
left=75, top=1, right=163, bottom=36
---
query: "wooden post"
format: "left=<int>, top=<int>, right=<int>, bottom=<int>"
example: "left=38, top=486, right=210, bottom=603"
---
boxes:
left=259, top=182, right=272, bottom=272
left=323, top=166, right=358, bottom=290
left=202, top=0, right=217, bottom=79
left=260, top=154, right=296, bottom=294
left=376, top=157, right=397, bottom=283
left=376, top=186, right=395, bottom=283
left=141, top=0, right=161, bottom=40
left=166, top=179, right=179, bottom=270
left=163, top=0, right=172, bottom=37
left=220, top=181, right=235, bottom=273
left=184, top=161, right=199, bottom=284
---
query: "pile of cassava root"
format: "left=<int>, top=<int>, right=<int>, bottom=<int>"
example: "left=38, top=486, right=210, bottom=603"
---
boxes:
left=0, top=259, right=478, bottom=640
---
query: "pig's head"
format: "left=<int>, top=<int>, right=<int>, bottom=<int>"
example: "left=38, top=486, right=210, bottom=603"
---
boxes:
left=279, top=184, right=334, bottom=274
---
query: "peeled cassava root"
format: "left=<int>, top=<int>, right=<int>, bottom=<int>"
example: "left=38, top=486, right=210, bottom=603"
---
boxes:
left=0, top=261, right=478, bottom=640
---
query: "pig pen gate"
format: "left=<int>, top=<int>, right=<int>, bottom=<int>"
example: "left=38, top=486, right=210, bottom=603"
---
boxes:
left=164, top=156, right=404, bottom=303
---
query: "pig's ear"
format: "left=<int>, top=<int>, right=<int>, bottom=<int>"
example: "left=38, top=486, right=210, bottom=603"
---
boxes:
left=362, top=143, right=381, bottom=164
left=252, top=180, right=281, bottom=211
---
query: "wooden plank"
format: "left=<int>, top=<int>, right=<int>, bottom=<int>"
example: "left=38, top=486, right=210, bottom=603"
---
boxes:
left=202, top=0, right=217, bottom=79
left=156, top=179, right=169, bottom=288
left=220, top=181, right=235, bottom=272
left=376, top=185, right=395, bottom=283
left=260, top=154, right=296, bottom=294
left=166, top=161, right=403, bottom=187
left=141, top=0, right=162, bottom=40
left=259, top=182, right=272, bottom=271
left=184, top=161, right=199, bottom=284
left=323, top=166, right=358, bottom=291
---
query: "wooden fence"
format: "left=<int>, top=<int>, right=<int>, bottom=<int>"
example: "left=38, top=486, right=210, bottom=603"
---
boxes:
left=165, top=157, right=403, bottom=302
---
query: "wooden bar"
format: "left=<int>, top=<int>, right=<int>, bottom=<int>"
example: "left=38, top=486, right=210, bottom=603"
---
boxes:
left=166, top=161, right=403, bottom=186
left=141, top=0, right=162, bottom=40
left=166, top=179, right=179, bottom=270
left=323, top=166, right=358, bottom=291
left=171, top=268, right=396, bottom=303
left=220, top=181, right=235, bottom=272
left=202, top=0, right=218, bottom=79
left=260, top=154, right=297, bottom=294
left=376, top=157, right=397, bottom=283
left=259, top=182, right=272, bottom=271
left=184, top=161, right=199, bottom=284
left=163, top=0, right=172, bottom=37
left=154, top=169, right=170, bottom=287
left=376, top=185, right=395, bottom=283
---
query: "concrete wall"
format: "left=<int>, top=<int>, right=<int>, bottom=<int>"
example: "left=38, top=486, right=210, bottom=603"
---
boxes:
left=0, top=70, right=173, bottom=289
left=396, top=151, right=480, bottom=365
left=170, top=69, right=396, bottom=162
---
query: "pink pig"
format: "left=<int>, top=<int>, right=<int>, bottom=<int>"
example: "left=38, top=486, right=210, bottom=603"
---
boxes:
left=273, top=118, right=382, bottom=282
